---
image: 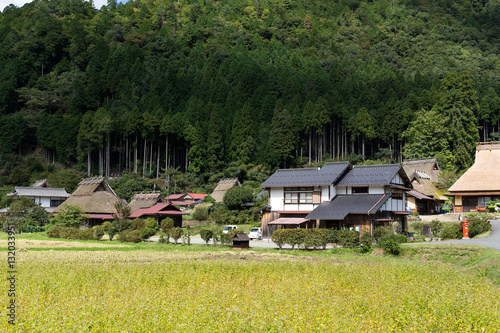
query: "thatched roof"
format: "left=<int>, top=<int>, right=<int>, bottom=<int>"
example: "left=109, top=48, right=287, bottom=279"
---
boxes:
left=31, top=179, right=50, bottom=187
left=403, top=158, right=441, bottom=183
left=448, top=144, right=500, bottom=195
left=54, top=177, right=121, bottom=214
left=211, top=178, right=240, bottom=203
left=128, top=192, right=164, bottom=212
left=410, top=174, right=447, bottom=201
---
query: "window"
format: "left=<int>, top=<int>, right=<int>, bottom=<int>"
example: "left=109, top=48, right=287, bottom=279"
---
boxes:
left=352, top=187, right=368, bottom=194
left=478, top=197, right=491, bottom=207
left=50, top=199, right=65, bottom=207
left=284, top=188, right=313, bottom=204
left=392, top=193, right=403, bottom=200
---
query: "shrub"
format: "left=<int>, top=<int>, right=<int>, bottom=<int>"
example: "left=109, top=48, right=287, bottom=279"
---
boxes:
left=140, top=227, right=157, bottom=240
left=412, top=222, right=424, bottom=235
left=144, top=218, right=157, bottom=229
left=50, top=204, right=87, bottom=228
left=113, top=218, right=131, bottom=233
left=271, top=229, right=286, bottom=250
left=338, top=228, right=360, bottom=248
left=200, top=229, right=214, bottom=245
left=219, top=232, right=231, bottom=246
left=440, top=224, right=461, bottom=239
left=102, top=221, right=117, bottom=241
left=303, top=229, right=328, bottom=250
left=169, top=227, right=183, bottom=244
left=379, top=238, right=401, bottom=255
left=327, top=229, right=340, bottom=244
left=160, top=218, right=174, bottom=232
left=379, top=234, right=407, bottom=244
left=118, top=230, right=142, bottom=243
left=46, top=225, right=63, bottom=238
left=429, top=220, right=443, bottom=237
left=410, top=212, right=419, bottom=216
left=223, top=186, right=254, bottom=210
left=192, top=205, right=210, bottom=221
left=227, top=228, right=245, bottom=239
left=359, top=232, right=373, bottom=253
left=285, top=229, right=306, bottom=250
left=130, top=218, right=146, bottom=230
left=93, top=225, right=105, bottom=241
left=373, top=226, right=391, bottom=241
left=466, top=213, right=493, bottom=238
left=182, top=226, right=192, bottom=245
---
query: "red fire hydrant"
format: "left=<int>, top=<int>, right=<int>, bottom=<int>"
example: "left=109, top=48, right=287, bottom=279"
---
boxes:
left=462, top=220, right=469, bottom=239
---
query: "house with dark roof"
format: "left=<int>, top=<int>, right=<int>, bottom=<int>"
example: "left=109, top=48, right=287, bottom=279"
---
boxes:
left=6, top=186, right=70, bottom=213
left=260, top=162, right=412, bottom=238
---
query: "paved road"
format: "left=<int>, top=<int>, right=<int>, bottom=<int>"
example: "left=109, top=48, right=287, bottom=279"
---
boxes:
left=429, top=219, right=500, bottom=251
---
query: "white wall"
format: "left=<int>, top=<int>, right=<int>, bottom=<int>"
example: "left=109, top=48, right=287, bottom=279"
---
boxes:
left=269, top=188, right=284, bottom=211
left=368, top=186, right=385, bottom=194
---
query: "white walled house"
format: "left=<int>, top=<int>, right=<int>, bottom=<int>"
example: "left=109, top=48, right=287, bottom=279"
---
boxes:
left=6, top=187, right=70, bottom=213
left=260, top=162, right=412, bottom=238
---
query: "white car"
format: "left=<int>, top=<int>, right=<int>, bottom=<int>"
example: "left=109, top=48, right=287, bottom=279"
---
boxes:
left=248, top=227, right=262, bottom=240
left=222, top=225, right=238, bottom=234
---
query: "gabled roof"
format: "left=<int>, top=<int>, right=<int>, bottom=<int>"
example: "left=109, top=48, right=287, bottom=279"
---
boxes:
left=128, top=192, right=164, bottom=212
left=411, top=178, right=447, bottom=200
left=7, top=187, right=70, bottom=198
left=187, top=193, right=207, bottom=200
left=448, top=144, right=500, bottom=194
left=306, top=194, right=389, bottom=220
left=31, top=179, right=50, bottom=187
left=130, top=203, right=188, bottom=218
left=54, top=177, right=121, bottom=214
left=403, top=158, right=440, bottom=183
left=261, top=162, right=350, bottom=188
left=168, top=193, right=186, bottom=200
left=211, top=178, right=241, bottom=202
left=337, top=164, right=410, bottom=187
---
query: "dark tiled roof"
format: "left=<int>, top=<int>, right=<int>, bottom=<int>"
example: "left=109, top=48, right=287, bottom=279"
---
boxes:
left=337, top=164, right=406, bottom=186
left=306, top=194, right=389, bottom=220
left=261, top=162, right=350, bottom=187
left=407, top=190, right=433, bottom=200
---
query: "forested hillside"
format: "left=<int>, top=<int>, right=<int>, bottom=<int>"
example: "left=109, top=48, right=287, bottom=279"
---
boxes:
left=1, top=0, right=500, bottom=185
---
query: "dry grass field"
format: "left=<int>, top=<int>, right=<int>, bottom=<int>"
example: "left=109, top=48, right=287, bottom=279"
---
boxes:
left=2, top=244, right=500, bottom=332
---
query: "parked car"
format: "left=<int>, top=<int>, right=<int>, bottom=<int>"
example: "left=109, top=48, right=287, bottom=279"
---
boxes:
left=248, top=227, right=262, bottom=240
left=222, top=225, right=238, bottom=234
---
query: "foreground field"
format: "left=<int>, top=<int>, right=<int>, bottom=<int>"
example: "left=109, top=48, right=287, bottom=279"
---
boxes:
left=2, top=248, right=500, bottom=332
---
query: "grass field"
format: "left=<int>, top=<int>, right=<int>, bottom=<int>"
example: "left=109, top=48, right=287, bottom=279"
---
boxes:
left=2, top=235, right=500, bottom=332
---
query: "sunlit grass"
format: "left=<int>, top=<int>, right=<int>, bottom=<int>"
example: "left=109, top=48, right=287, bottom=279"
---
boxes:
left=1, top=250, right=500, bottom=332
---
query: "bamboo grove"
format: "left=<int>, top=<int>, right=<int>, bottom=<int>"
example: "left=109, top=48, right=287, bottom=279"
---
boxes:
left=1, top=0, right=500, bottom=180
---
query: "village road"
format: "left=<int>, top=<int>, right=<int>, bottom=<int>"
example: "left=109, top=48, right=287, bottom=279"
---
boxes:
left=429, top=219, right=500, bottom=251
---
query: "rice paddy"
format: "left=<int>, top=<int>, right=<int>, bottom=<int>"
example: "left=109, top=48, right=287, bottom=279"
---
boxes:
left=2, top=248, right=500, bottom=332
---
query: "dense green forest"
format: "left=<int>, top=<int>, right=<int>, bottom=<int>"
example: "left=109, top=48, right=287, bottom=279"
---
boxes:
left=1, top=0, right=500, bottom=186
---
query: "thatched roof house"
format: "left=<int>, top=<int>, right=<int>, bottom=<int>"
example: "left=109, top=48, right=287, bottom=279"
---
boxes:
left=128, top=192, right=164, bottom=213
left=211, top=178, right=240, bottom=203
left=31, top=179, right=50, bottom=187
left=54, top=177, right=122, bottom=223
left=403, top=158, right=441, bottom=183
left=447, top=143, right=500, bottom=212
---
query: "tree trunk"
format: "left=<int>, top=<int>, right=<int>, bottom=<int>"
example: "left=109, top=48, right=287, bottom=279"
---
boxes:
left=126, top=137, right=129, bottom=172
left=156, top=144, right=160, bottom=179
left=87, top=149, right=91, bottom=177
left=308, top=129, right=312, bottom=165
left=165, top=135, right=169, bottom=171
left=143, top=138, right=147, bottom=176
left=134, top=136, right=138, bottom=174
left=99, top=147, right=103, bottom=177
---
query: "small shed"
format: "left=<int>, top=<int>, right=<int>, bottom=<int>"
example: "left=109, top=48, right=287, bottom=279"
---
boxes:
left=232, top=233, right=250, bottom=249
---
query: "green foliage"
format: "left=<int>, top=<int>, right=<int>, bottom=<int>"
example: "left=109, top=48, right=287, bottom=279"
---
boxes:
left=192, top=205, right=210, bottom=221
left=271, top=229, right=287, bottom=250
left=93, top=225, right=105, bottom=241
left=338, top=229, right=360, bottom=248
left=373, top=226, right=392, bottom=241
left=160, top=218, right=175, bottom=232
left=303, top=229, right=329, bottom=250
left=102, top=221, right=117, bottom=241
left=169, top=227, right=183, bottom=244
left=429, top=220, right=443, bottom=237
left=412, top=222, right=424, bottom=235
left=46, top=226, right=94, bottom=240
left=440, top=224, right=462, bottom=239
left=359, top=232, right=373, bottom=253
left=466, top=213, right=493, bottom=238
left=200, top=229, right=214, bottom=245
left=141, top=227, right=157, bottom=240
left=223, top=186, right=254, bottom=210
left=118, top=230, right=143, bottom=243
left=379, top=238, right=402, bottom=256
left=51, top=204, right=87, bottom=228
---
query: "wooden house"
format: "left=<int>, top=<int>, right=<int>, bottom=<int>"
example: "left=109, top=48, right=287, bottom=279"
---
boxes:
left=260, top=163, right=412, bottom=238
left=128, top=192, right=164, bottom=213
left=54, top=177, right=122, bottom=226
left=446, top=143, right=500, bottom=212
left=129, top=203, right=188, bottom=227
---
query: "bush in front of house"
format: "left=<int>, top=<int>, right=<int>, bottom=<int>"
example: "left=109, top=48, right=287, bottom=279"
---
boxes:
left=140, top=227, right=156, bottom=240
left=359, top=232, right=373, bottom=253
left=429, top=220, right=443, bottom=237
left=271, top=229, right=287, bottom=250
left=379, top=237, right=401, bottom=255
left=327, top=229, right=340, bottom=244
left=466, top=213, right=493, bottom=238
left=440, top=224, right=462, bottom=239
left=379, top=234, right=407, bottom=244
left=373, top=226, right=392, bottom=241
left=93, top=225, right=105, bottom=241
left=118, top=230, right=142, bottom=243
left=47, top=226, right=94, bottom=240
left=303, top=229, right=329, bottom=250
left=46, top=225, right=63, bottom=238
left=102, top=221, right=117, bottom=241
left=285, top=229, right=306, bottom=250
left=338, top=228, right=360, bottom=248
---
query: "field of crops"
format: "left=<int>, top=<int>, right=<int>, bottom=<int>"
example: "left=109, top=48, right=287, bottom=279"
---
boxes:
left=2, top=249, right=500, bottom=332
